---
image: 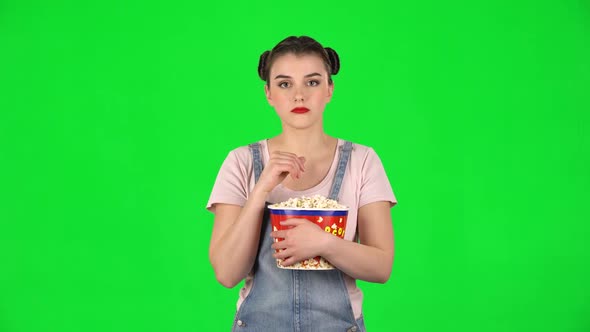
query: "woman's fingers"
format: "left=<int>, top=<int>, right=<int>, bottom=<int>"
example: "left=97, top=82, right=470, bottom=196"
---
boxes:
left=272, top=161, right=302, bottom=179
left=271, top=157, right=303, bottom=174
left=271, top=151, right=305, bottom=173
left=270, top=155, right=304, bottom=178
left=298, top=156, right=306, bottom=171
left=271, top=238, right=289, bottom=250
left=273, top=248, right=293, bottom=260
left=276, top=152, right=305, bottom=172
left=256, top=150, right=306, bottom=192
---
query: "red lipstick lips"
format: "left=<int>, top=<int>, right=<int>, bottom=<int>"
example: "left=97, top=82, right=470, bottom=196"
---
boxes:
left=291, top=107, right=310, bottom=114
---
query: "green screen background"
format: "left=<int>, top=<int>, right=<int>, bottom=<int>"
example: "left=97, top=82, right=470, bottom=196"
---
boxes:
left=1, top=1, right=589, bottom=331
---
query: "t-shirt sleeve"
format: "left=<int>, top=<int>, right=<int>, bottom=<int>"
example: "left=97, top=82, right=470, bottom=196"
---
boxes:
left=359, top=148, right=397, bottom=208
left=206, top=150, right=250, bottom=212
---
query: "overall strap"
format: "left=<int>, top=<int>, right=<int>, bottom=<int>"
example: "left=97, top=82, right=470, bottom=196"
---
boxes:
left=328, top=141, right=353, bottom=201
left=248, top=143, right=263, bottom=184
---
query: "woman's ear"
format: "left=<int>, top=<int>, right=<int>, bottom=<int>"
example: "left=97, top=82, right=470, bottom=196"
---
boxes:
left=264, top=84, right=274, bottom=106
left=326, top=81, right=334, bottom=101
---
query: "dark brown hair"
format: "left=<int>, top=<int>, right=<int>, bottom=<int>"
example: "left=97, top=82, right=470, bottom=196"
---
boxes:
left=258, top=36, right=340, bottom=85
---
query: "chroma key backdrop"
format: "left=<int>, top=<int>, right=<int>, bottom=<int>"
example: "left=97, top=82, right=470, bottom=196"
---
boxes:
left=1, top=1, right=588, bottom=331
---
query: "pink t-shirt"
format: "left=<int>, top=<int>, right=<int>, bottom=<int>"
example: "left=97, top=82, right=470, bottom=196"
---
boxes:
left=206, top=139, right=397, bottom=319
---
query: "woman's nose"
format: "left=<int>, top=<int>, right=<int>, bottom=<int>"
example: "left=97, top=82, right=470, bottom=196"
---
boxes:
left=294, top=88, right=304, bottom=102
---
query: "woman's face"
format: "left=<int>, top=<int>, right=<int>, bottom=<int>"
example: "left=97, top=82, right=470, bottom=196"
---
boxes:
left=265, top=53, right=333, bottom=130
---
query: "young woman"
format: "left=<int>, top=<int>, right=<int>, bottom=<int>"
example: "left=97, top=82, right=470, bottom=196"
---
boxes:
left=207, top=36, right=397, bottom=331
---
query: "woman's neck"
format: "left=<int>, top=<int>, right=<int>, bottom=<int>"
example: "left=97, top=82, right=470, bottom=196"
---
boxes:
left=269, top=128, right=336, bottom=158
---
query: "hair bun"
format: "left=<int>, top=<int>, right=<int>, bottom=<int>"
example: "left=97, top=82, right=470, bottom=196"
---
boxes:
left=258, top=50, right=270, bottom=81
left=324, top=47, right=340, bottom=75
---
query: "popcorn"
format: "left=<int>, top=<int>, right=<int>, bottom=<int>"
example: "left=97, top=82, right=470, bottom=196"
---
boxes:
left=269, top=194, right=347, bottom=209
left=277, top=256, right=334, bottom=270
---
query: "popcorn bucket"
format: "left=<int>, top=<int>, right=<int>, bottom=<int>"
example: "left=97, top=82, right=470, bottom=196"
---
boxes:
left=268, top=206, right=349, bottom=270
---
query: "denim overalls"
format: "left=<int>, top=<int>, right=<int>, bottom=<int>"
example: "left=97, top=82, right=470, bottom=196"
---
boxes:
left=231, top=141, right=366, bottom=332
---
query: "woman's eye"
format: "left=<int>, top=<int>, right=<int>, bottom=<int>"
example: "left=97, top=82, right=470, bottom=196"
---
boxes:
left=278, top=82, right=290, bottom=88
left=308, top=80, right=320, bottom=87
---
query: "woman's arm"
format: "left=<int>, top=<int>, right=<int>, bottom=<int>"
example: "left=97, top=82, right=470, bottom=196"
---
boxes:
left=209, top=151, right=306, bottom=288
left=208, top=187, right=267, bottom=288
left=271, top=201, right=394, bottom=283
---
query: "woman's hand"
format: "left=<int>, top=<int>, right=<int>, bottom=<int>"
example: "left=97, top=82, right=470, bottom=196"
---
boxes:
left=255, top=151, right=305, bottom=194
left=270, top=219, right=332, bottom=266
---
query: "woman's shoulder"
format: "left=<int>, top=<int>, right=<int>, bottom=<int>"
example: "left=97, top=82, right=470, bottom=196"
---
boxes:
left=341, top=139, right=376, bottom=158
left=224, top=139, right=267, bottom=162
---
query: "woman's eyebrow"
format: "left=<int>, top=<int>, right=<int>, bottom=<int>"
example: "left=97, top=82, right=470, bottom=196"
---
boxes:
left=273, top=72, right=323, bottom=80
left=304, top=72, right=322, bottom=78
left=274, top=75, right=291, bottom=80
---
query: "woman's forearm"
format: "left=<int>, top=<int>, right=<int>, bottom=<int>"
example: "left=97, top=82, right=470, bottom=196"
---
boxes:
left=321, top=236, right=393, bottom=283
left=209, top=188, right=268, bottom=288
